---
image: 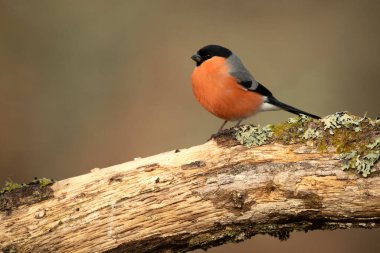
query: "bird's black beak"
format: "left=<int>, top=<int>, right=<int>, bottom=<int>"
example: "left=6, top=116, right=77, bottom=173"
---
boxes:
left=191, top=54, right=202, bottom=63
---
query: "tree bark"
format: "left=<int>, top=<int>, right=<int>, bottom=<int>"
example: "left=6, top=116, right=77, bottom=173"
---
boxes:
left=1, top=120, right=380, bottom=253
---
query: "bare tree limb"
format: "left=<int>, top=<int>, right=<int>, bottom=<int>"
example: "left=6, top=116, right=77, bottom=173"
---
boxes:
left=1, top=113, right=379, bottom=253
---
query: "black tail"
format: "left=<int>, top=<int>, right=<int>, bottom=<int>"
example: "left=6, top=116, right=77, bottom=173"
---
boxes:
left=267, top=96, right=320, bottom=119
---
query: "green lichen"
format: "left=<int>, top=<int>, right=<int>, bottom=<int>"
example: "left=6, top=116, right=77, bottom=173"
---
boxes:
left=302, top=128, right=321, bottom=140
left=367, top=136, right=380, bottom=149
left=279, top=112, right=379, bottom=176
left=1, top=178, right=55, bottom=213
left=0, top=181, right=24, bottom=194
left=272, top=114, right=313, bottom=144
left=321, top=112, right=362, bottom=134
left=287, top=114, right=311, bottom=125
left=341, top=151, right=380, bottom=177
left=355, top=152, right=380, bottom=177
left=235, top=125, right=273, bottom=147
left=233, top=112, right=380, bottom=177
left=31, top=177, right=54, bottom=187
left=1, top=178, right=54, bottom=195
left=340, top=137, right=380, bottom=177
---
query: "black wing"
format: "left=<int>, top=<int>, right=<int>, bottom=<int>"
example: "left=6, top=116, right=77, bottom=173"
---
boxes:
left=252, top=82, right=272, bottom=97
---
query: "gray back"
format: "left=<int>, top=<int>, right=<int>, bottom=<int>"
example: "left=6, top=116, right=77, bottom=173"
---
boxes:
left=227, top=54, right=258, bottom=90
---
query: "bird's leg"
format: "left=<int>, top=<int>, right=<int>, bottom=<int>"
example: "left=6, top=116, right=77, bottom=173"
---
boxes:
left=234, top=120, right=243, bottom=128
left=218, top=120, right=228, bottom=132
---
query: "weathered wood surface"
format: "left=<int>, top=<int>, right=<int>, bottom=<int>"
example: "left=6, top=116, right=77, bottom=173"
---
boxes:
left=0, top=130, right=379, bottom=253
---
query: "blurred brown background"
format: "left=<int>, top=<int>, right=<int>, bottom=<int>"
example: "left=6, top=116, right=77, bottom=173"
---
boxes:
left=1, top=0, right=379, bottom=252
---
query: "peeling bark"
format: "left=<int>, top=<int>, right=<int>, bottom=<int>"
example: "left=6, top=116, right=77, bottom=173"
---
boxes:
left=0, top=127, right=379, bottom=253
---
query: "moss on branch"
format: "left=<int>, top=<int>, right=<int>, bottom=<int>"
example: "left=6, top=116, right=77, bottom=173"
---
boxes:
left=235, top=112, right=380, bottom=177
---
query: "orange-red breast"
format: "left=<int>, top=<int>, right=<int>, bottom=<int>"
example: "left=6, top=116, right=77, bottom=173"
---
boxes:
left=190, top=45, right=320, bottom=131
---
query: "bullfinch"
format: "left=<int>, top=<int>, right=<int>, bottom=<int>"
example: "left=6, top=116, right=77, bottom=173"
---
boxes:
left=190, top=45, right=320, bottom=131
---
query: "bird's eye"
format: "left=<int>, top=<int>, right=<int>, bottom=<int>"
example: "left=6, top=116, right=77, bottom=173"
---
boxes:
left=205, top=54, right=211, bottom=59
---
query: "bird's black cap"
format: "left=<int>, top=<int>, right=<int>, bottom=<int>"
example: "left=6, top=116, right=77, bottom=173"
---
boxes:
left=191, top=45, right=232, bottom=66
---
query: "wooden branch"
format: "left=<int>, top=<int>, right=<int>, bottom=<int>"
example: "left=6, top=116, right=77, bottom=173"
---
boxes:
left=1, top=113, right=380, bottom=253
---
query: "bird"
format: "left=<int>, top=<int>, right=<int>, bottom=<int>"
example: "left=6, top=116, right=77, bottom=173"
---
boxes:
left=190, top=44, right=320, bottom=132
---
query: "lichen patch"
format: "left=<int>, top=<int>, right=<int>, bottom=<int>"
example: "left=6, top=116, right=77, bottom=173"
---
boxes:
left=233, top=112, right=380, bottom=177
left=0, top=178, right=54, bottom=214
left=235, top=125, right=273, bottom=147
